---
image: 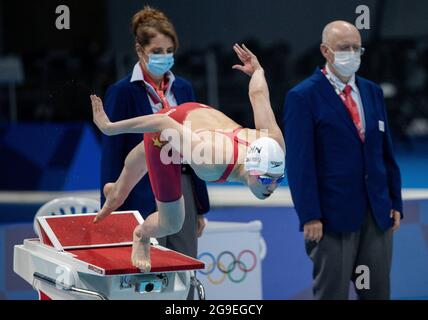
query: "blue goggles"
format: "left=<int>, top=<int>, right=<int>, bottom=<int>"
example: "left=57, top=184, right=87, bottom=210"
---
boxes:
left=257, top=174, right=285, bottom=185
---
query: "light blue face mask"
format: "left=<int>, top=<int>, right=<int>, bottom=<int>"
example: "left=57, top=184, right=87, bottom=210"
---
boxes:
left=146, top=53, right=175, bottom=77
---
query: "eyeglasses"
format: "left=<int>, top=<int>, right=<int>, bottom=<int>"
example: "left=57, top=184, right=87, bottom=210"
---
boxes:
left=325, top=44, right=365, bottom=56
left=257, top=174, right=285, bottom=185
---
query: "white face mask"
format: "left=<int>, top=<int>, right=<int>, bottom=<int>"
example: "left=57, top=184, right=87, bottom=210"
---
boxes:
left=331, top=50, right=361, bottom=78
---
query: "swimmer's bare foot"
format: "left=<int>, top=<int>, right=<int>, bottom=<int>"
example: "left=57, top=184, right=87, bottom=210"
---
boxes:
left=131, top=225, right=151, bottom=272
left=103, top=183, right=114, bottom=198
left=93, top=182, right=116, bottom=224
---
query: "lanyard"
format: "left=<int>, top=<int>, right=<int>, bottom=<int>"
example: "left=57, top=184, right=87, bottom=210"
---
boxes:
left=322, top=67, right=365, bottom=139
left=322, top=67, right=348, bottom=103
left=140, top=64, right=170, bottom=108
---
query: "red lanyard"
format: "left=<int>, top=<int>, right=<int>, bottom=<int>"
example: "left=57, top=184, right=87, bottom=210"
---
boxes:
left=322, top=67, right=348, bottom=104
left=322, top=68, right=365, bottom=141
left=140, top=64, right=170, bottom=109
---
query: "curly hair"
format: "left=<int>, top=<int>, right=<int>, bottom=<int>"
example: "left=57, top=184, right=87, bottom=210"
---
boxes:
left=132, top=6, right=179, bottom=52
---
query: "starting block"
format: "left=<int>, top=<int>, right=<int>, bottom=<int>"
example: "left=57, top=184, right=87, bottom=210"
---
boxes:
left=14, top=211, right=205, bottom=300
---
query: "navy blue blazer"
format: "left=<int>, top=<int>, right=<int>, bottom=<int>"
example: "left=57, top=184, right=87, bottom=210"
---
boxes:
left=100, top=74, right=210, bottom=218
left=283, top=68, right=403, bottom=233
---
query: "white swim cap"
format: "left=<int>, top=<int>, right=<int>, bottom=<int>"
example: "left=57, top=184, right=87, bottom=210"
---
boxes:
left=244, top=137, right=285, bottom=175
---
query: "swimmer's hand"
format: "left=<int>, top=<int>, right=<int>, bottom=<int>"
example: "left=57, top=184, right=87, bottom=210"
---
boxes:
left=232, top=44, right=262, bottom=76
left=91, top=94, right=115, bottom=136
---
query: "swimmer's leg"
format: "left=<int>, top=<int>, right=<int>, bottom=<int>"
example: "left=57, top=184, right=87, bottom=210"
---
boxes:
left=94, top=141, right=147, bottom=223
left=130, top=132, right=187, bottom=272
left=132, top=198, right=185, bottom=272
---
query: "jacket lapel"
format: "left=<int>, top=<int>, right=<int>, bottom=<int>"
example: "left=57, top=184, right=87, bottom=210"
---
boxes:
left=356, top=77, right=376, bottom=142
left=313, top=69, right=361, bottom=142
left=131, top=81, right=154, bottom=115
left=172, top=81, right=187, bottom=105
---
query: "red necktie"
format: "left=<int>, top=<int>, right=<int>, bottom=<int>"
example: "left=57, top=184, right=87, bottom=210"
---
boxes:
left=343, top=85, right=365, bottom=142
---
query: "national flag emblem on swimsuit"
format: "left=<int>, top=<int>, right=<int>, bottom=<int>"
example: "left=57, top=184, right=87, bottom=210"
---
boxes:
left=152, top=137, right=167, bottom=149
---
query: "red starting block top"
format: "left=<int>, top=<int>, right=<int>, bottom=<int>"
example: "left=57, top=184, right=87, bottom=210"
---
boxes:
left=36, top=212, right=204, bottom=274
left=69, top=246, right=204, bottom=275
left=38, top=212, right=142, bottom=250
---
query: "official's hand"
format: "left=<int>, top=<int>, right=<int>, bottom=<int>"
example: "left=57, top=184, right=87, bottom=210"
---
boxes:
left=304, top=220, right=323, bottom=243
left=196, top=216, right=207, bottom=238
left=390, top=209, right=401, bottom=232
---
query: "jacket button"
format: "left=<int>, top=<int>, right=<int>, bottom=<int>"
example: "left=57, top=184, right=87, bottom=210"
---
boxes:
left=365, top=174, right=369, bottom=180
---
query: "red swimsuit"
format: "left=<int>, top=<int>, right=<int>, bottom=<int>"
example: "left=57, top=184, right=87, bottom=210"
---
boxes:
left=144, top=103, right=250, bottom=202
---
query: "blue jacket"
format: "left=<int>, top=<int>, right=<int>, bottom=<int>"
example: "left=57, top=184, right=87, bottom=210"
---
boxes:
left=101, top=74, right=210, bottom=218
left=283, top=68, right=402, bottom=233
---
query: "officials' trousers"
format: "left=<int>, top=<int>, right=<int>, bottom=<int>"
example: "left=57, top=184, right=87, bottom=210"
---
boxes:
left=305, top=210, right=393, bottom=300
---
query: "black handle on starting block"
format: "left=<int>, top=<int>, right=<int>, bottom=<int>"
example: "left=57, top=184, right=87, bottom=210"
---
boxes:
left=34, top=272, right=58, bottom=287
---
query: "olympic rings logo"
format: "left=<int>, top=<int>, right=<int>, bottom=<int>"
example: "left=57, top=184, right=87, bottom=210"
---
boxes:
left=197, top=250, right=257, bottom=285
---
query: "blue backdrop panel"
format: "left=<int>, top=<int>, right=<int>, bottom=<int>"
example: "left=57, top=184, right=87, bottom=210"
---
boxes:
left=394, top=139, right=428, bottom=189
left=0, top=123, right=100, bottom=191
left=208, top=206, right=313, bottom=300
left=0, top=223, right=38, bottom=300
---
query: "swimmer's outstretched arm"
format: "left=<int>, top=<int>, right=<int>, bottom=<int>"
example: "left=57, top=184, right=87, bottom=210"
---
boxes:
left=91, top=94, right=208, bottom=157
left=232, top=44, right=283, bottom=140
left=91, top=95, right=175, bottom=136
left=94, top=141, right=147, bottom=223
